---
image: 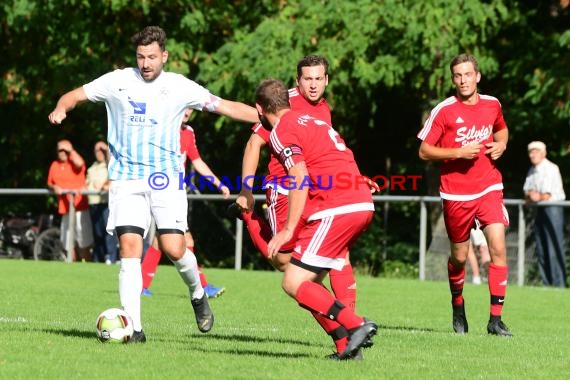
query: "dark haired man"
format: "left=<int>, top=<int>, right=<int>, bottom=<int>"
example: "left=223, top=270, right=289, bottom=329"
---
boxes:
left=48, top=25, right=258, bottom=343
left=232, top=57, right=367, bottom=357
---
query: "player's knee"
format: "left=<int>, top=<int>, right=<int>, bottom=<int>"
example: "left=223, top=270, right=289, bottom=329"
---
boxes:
left=160, top=244, right=186, bottom=261
left=488, top=246, right=507, bottom=263
left=281, top=275, right=297, bottom=297
left=271, top=254, right=290, bottom=272
left=450, top=254, right=467, bottom=267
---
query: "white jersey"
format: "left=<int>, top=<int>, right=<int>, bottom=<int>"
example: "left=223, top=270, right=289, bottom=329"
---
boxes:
left=83, top=68, right=219, bottom=180
left=523, top=158, right=566, bottom=202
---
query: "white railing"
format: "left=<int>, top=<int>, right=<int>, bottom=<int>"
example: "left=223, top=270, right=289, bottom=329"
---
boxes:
left=1, top=188, right=569, bottom=286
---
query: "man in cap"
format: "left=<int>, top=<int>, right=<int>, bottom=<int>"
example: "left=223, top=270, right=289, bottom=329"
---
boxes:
left=523, top=141, right=567, bottom=287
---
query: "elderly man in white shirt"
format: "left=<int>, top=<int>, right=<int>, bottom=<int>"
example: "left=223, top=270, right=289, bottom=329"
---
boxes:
left=523, top=141, right=567, bottom=287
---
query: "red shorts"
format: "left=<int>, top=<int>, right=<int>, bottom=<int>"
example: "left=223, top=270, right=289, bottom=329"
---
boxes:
left=442, top=190, right=509, bottom=243
left=265, top=187, right=302, bottom=252
left=291, top=211, right=373, bottom=271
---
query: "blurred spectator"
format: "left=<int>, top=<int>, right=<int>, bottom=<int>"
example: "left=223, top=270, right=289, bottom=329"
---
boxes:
left=523, top=141, right=567, bottom=287
left=86, top=141, right=118, bottom=264
left=467, top=227, right=491, bottom=284
left=47, top=139, right=93, bottom=261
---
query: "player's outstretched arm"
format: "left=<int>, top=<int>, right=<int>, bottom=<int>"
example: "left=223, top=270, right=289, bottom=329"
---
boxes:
left=48, top=87, right=89, bottom=125
left=236, top=133, right=266, bottom=211
left=213, top=98, right=259, bottom=123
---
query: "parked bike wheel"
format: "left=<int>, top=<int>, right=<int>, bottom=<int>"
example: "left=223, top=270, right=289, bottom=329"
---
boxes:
left=33, top=228, right=66, bottom=261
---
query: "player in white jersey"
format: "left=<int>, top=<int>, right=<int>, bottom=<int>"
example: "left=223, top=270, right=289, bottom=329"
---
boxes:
left=48, top=26, right=258, bottom=343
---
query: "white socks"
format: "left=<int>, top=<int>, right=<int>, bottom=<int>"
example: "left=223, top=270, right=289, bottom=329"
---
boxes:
left=173, top=248, right=204, bottom=300
left=119, top=249, right=203, bottom=333
left=119, top=258, right=143, bottom=331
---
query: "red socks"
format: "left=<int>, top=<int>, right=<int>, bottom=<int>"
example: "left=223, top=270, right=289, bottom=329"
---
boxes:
left=488, top=263, right=508, bottom=316
left=242, top=211, right=273, bottom=259
left=329, top=264, right=357, bottom=311
left=198, top=264, right=207, bottom=287
left=448, top=258, right=465, bottom=306
left=141, top=246, right=161, bottom=289
left=295, top=281, right=363, bottom=331
left=311, top=311, right=348, bottom=353
left=448, top=258, right=508, bottom=317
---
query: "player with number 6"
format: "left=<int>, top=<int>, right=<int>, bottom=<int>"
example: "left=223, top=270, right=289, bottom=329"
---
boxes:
left=255, top=78, right=378, bottom=360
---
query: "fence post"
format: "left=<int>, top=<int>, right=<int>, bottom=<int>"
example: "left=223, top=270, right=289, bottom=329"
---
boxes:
left=66, top=192, right=76, bottom=263
left=419, top=198, right=427, bottom=281
left=517, top=203, right=526, bottom=286
left=234, top=219, right=243, bottom=270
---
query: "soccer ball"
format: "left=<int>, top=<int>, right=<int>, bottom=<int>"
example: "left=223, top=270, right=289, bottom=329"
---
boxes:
left=95, top=308, right=134, bottom=343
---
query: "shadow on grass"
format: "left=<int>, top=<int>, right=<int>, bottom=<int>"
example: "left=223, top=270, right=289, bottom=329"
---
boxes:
left=43, top=327, right=94, bottom=339
left=203, top=347, right=313, bottom=359
left=188, top=332, right=319, bottom=347
left=175, top=335, right=315, bottom=358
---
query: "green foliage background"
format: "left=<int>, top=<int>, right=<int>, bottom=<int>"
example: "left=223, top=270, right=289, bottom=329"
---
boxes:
left=1, top=0, right=569, bottom=272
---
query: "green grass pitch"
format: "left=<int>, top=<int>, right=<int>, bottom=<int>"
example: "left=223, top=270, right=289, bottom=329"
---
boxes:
left=0, top=260, right=568, bottom=379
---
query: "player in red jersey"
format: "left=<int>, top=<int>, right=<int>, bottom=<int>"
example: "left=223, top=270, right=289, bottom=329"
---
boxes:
left=141, top=108, right=229, bottom=298
left=255, top=78, right=378, bottom=360
left=231, top=57, right=367, bottom=356
left=233, top=55, right=333, bottom=270
left=417, top=53, right=512, bottom=336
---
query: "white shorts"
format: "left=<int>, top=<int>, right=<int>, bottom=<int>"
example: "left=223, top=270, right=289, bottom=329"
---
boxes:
left=60, top=210, right=94, bottom=249
left=107, top=178, right=188, bottom=237
left=470, top=227, right=487, bottom=247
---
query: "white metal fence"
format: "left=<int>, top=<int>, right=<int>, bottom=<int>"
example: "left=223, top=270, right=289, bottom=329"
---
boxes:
left=1, top=188, right=569, bottom=286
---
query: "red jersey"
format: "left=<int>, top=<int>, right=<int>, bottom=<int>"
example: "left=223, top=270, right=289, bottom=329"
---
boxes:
left=269, top=110, right=374, bottom=221
left=253, top=87, right=331, bottom=193
left=180, top=125, right=200, bottom=165
left=47, top=160, right=89, bottom=214
left=417, top=94, right=507, bottom=200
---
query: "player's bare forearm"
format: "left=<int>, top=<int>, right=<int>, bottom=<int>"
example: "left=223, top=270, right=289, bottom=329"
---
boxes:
left=236, top=135, right=265, bottom=211
left=494, top=128, right=509, bottom=145
left=419, top=141, right=483, bottom=161
left=191, top=158, right=230, bottom=198
left=485, top=129, right=508, bottom=160
left=241, top=134, right=265, bottom=189
left=215, top=99, right=259, bottom=123
left=266, top=163, right=307, bottom=257
left=48, top=87, right=88, bottom=125
left=192, top=158, right=220, bottom=187
left=285, top=163, right=309, bottom=232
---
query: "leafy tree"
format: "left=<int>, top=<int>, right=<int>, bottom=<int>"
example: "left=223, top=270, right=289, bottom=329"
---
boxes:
left=1, top=0, right=568, bottom=272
